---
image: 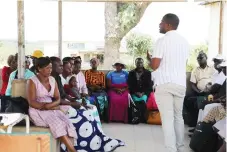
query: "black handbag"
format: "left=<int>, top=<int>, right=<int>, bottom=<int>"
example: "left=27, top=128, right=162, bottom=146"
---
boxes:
left=128, top=94, right=140, bottom=124
left=5, top=97, right=29, bottom=114
left=0, top=95, right=11, bottom=112
left=4, top=97, right=34, bottom=126
left=189, top=121, right=219, bottom=152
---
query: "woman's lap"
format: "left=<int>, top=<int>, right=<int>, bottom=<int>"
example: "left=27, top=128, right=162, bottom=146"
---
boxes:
left=29, top=109, right=76, bottom=138
left=108, top=91, right=129, bottom=122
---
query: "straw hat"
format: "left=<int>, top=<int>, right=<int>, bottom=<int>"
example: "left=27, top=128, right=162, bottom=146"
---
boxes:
left=112, top=60, right=126, bottom=69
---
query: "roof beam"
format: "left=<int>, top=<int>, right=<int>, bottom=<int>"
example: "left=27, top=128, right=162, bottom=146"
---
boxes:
left=62, top=0, right=187, bottom=2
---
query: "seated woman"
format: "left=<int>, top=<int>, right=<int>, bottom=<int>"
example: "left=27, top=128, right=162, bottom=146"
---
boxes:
left=1, top=55, right=17, bottom=95
left=26, top=57, right=77, bottom=152
left=85, top=58, right=108, bottom=119
left=107, top=61, right=129, bottom=123
left=5, top=53, right=35, bottom=96
left=50, top=57, right=125, bottom=151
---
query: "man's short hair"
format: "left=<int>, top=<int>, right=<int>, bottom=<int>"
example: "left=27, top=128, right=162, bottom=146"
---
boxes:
left=62, top=57, right=72, bottom=62
left=63, top=61, right=70, bottom=67
left=50, top=56, right=61, bottom=65
left=135, top=57, right=144, bottom=63
left=198, top=51, right=208, bottom=59
left=163, top=13, right=180, bottom=29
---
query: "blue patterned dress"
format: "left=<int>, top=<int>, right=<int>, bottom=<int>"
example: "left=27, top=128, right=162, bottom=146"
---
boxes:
left=61, top=107, right=125, bottom=152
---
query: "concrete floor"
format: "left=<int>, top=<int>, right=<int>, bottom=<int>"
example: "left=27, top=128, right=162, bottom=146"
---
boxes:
left=102, top=123, right=193, bottom=152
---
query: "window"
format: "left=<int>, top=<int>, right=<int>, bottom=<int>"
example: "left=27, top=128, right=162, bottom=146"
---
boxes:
left=84, top=54, right=90, bottom=62
left=67, top=43, right=85, bottom=50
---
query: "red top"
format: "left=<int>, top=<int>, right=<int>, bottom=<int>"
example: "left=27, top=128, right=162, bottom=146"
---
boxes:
left=1, top=66, right=12, bottom=95
left=64, top=84, right=80, bottom=99
left=64, top=84, right=73, bottom=97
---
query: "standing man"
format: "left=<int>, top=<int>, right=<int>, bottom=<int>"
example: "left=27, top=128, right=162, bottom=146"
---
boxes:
left=147, top=13, right=190, bottom=152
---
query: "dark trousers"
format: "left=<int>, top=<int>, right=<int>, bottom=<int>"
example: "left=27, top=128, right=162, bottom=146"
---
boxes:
left=183, top=93, right=199, bottom=127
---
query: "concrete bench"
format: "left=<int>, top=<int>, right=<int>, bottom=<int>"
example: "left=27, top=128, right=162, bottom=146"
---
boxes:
left=12, top=126, right=60, bottom=152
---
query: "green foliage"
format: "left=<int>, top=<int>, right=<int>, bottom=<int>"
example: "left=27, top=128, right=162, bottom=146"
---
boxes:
left=117, top=3, right=139, bottom=33
left=126, top=32, right=153, bottom=58
left=186, top=44, right=208, bottom=72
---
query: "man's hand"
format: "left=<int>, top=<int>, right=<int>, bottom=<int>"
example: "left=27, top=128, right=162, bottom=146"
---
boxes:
left=147, top=50, right=152, bottom=61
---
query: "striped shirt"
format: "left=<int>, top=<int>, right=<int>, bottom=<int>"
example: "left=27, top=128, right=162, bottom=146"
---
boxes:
left=152, top=30, right=190, bottom=87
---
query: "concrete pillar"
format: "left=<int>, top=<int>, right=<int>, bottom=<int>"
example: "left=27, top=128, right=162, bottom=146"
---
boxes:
left=58, top=0, right=62, bottom=59
left=17, top=1, right=25, bottom=79
left=207, top=2, right=227, bottom=61
left=218, top=1, right=224, bottom=55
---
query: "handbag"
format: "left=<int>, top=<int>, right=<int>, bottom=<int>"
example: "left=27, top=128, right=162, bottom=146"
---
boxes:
left=5, top=97, right=29, bottom=114
left=5, top=97, right=32, bottom=126
left=146, top=92, right=158, bottom=110
left=128, top=94, right=140, bottom=124
left=189, top=121, right=220, bottom=152
left=0, top=95, right=11, bottom=112
left=146, top=110, right=162, bottom=125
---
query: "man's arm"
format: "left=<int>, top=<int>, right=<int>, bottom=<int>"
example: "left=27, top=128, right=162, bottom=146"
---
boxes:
left=191, top=82, right=201, bottom=94
left=150, top=58, right=162, bottom=71
left=148, top=38, right=164, bottom=71
left=190, top=69, right=201, bottom=93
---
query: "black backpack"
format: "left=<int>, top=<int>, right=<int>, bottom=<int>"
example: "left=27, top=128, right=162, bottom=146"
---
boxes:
left=189, top=122, right=220, bottom=152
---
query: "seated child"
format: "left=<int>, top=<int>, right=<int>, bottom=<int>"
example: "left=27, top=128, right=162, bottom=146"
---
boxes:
left=64, top=76, right=90, bottom=105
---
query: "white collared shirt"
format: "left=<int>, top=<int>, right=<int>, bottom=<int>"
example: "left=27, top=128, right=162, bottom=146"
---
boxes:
left=60, top=74, right=67, bottom=86
left=151, top=30, right=190, bottom=87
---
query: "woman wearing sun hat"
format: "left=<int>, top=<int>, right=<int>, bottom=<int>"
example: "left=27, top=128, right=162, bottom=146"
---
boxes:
left=30, top=50, right=44, bottom=73
left=107, top=60, right=129, bottom=123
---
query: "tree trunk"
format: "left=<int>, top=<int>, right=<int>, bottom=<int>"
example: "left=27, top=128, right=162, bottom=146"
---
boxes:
left=103, top=2, right=121, bottom=70
left=104, top=37, right=121, bottom=70
left=103, top=2, right=151, bottom=69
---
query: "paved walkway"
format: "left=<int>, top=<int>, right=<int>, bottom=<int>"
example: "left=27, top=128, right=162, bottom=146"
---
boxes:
left=102, top=123, right=193, bottom=152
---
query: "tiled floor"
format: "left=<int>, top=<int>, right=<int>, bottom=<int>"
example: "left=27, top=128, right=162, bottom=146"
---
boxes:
left=102, top=123, right=193, bottom=152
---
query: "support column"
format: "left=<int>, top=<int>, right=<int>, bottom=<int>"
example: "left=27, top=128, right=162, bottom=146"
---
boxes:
left=58, top=0, right=62, bottom=59
left=17, top=1, right=25, bottom=79
left=218, top=1, right=224, bottom=54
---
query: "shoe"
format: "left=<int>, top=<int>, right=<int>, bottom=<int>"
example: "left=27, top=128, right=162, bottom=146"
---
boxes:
left=189, top=128, right=195, bottom=133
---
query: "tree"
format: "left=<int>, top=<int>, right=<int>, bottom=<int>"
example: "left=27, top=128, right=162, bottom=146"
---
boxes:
left=126, top=32, right=153, bottom=60
left=186, top=44, right=208, bottom=72
left=103, top=2, right=151, bottom=69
